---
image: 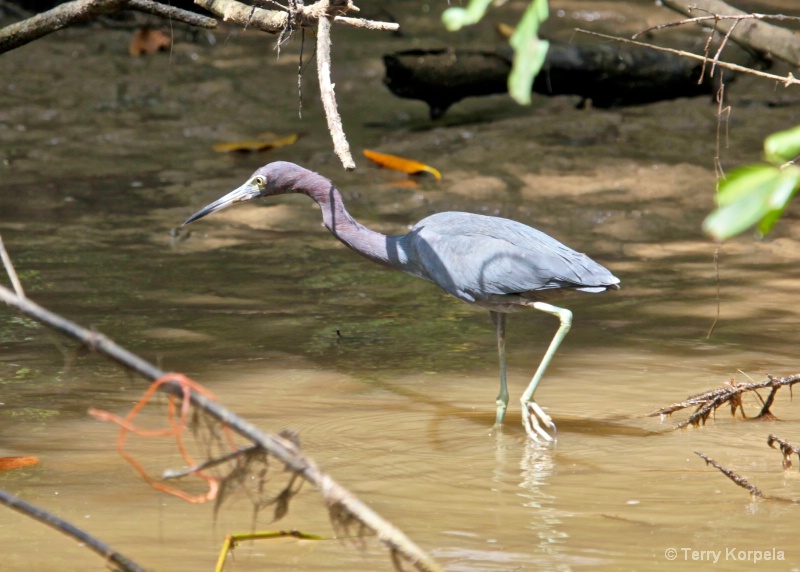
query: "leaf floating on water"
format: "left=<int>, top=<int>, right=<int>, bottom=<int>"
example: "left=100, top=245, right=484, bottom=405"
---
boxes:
left=129, top=28, right=171, bottom=56
left=0, top=456, right=39, bottom=471
left=212, top=134, right=299, bottom=154
left=363, top=149, right=441, bottom=179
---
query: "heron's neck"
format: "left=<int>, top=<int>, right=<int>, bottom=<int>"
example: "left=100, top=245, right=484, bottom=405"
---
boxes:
left=298, top=172, right=409, bottom=270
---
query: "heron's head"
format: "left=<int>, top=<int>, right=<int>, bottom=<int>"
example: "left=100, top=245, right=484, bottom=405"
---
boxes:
left=182, top=162, right=309, bottom=225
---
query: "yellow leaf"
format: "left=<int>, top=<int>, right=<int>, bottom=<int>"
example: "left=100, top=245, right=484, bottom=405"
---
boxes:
left=363, top=149, right=442, bottom=179
left=212, top=134, right=299, bottom=153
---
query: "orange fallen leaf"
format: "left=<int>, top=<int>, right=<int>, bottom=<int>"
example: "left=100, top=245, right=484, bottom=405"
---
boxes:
left=212, top=134, right=299, bottom=153
left=363, top=149, right=442, bottom=179
left=0, top=456, right=39, bottom=471
left=129, top=28, right=171, bottom=56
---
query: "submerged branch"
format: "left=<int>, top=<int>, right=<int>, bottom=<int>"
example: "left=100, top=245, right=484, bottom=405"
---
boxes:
left=695, top=452, right=767, bottom=499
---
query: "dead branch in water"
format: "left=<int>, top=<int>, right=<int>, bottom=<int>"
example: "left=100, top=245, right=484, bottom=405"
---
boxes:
left=696, top=449, right=800, bottom=504
left=650, top=373, right=800, bottom=429
left=767, top=434, right=800, bottom=470
left=0, top=236, right=441, bottom=572
left=0, top=489, right=147, bottom=572
left=695, top=452, right=767, bottom=499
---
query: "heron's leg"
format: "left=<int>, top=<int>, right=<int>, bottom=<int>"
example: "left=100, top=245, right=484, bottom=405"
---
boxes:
left=490, top=311, right=509, bottom=426
left=520, top=301, right=572, bottom=442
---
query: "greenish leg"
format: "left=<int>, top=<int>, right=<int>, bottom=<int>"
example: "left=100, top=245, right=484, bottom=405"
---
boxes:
left=520, top=302, right=572, bottom=441
left=490, top=311, right=509, bottom=426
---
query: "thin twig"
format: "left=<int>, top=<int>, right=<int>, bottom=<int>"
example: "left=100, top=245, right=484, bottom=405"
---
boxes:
left=659, top=0, right=800, bottom=68
left=333, top=15, right=399, bottom=31
left=316, top=0, right=355, bottom=170
left=574, top=29, right=800, bottom=87
left=634, top=12, right=800, bottom=39
left=162, top=445, right=260, bottom=480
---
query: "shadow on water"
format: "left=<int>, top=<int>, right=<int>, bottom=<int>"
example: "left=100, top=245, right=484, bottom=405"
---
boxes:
left=3, top=0, right=800, bottom=569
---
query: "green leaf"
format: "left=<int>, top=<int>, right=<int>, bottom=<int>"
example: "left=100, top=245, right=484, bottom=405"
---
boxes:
left=442, top=0, right=494, bottom=32
left=714, top=165, right=779, bottom=206
left=764, top=125, right=800, bottom=164
left=507, top=0, right=550, bottom=105
left=703, top=165, right=800, bottom=240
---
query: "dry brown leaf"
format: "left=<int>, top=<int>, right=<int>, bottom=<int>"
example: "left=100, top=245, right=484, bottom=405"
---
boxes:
left=129, top=28, right=171, bottom=57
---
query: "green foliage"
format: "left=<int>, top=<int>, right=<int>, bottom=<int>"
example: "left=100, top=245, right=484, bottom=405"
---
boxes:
left=441, top=0, right=493, bottom=32
left=442, top=0, right=550, bottom=106
left=508, top=0, right=550, bottom=105
left=703, top=126, right=800, bottom=240
left=765, top=125, right=800, bottom=164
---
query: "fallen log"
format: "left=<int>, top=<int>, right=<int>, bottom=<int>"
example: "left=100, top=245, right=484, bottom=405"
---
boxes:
left=383, top=41, right=728, bottom=119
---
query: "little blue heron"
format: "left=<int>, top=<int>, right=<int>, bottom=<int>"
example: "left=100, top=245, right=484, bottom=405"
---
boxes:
left=184, top=162, right=619, bottom=441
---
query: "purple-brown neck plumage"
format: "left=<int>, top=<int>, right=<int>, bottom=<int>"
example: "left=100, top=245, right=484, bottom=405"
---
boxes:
left=279, top=165, right=408, bottom=270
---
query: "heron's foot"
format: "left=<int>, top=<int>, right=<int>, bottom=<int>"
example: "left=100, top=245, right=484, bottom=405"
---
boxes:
left=494, top=397, right=509, bottom=426
left=522, top=400, right=557, bottom=442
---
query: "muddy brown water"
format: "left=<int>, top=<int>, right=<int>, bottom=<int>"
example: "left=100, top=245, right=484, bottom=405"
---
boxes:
left=2, top=1, right=800, bottom=570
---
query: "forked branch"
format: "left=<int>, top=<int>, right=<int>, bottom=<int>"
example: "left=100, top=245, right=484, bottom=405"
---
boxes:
left=659, top=0, right=800, bottom=68
left=650, top=373, right=800, bottom=429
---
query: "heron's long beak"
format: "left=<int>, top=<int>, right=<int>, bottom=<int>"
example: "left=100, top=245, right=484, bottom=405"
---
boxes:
left=182, top=182, right=261, bottom=225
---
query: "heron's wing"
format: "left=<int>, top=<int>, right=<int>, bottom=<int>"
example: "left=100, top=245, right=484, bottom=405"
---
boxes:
left=403, top=212, right=617, bottom=303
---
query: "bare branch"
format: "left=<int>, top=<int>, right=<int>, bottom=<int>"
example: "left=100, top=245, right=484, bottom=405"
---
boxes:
left=192, top=0, right=288, bottom=33
left=0, top=0, right=126, bottom=54
left=191, top=0, right=397, bottom=35
left=575, top=29, right=800, bottom=88
left=695, top=452, right=766, bottom=498
left=650, top=373, right=800, bottom=429
left=767, top=434, right=800, bottom=470
left=129, top=0, right=217, bottom=28
left=334, top=15, right=399, bottom=32
left=660, top=0, right=800, bottom=68
left=0, top=488, right=147, bottom=572
left=316, top=0, right=355, bottom=170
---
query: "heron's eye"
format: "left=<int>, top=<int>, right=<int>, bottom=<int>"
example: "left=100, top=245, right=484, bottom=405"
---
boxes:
left=254, top=176, right=266, bottom=189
